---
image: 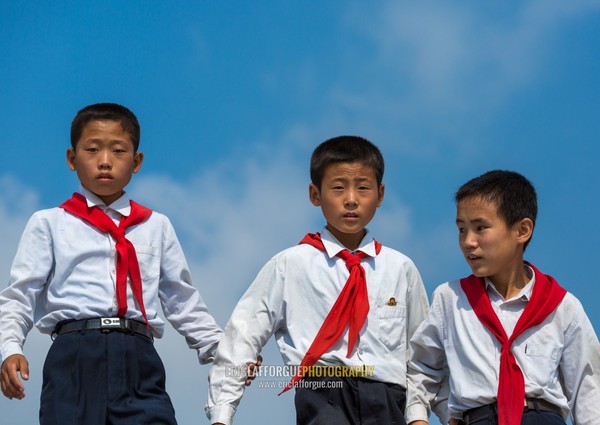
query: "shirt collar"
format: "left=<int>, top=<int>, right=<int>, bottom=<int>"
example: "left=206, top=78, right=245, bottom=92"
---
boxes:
left=320, top=227, right=378, bottom=258
left=78, top=184, right=131, bottom=217
left=484, top=263, right=536, bottom=302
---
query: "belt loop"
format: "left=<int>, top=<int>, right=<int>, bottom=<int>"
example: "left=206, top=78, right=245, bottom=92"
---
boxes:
left=531, top=399, right=540, bottom=413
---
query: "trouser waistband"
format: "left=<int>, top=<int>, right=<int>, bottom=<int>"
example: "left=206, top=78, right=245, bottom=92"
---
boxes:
left=463, top=398, right=563, bottom=425
left=54, top=317, right=153, bottom=340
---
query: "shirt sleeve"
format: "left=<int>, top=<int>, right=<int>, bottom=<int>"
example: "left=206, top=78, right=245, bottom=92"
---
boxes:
left=0, top=213, right=54, bottom=363
left=558, top=296, right=600, bottom=425
left=405, top=260, right=430, bottom=341
left=157, top=218, right=223, bottom=364
left=205, top=256, right=285, bottom=425
left=406, top=285, right=451, bottom=424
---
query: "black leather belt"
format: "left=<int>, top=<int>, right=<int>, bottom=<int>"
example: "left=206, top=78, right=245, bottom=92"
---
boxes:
left=55, top=317, right=153, bottom=340
left=463, top=398, right=563, bottom=425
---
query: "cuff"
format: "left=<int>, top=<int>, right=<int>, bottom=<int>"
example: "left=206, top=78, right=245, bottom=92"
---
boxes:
left=405, top=402, right=430, bottom=424
left=205, top=403, right=236, bottom=425
left=1, top=343, right=24, bottom=364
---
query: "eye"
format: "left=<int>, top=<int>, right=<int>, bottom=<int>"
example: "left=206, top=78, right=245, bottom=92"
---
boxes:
left=85, top=147, right=98, bottom=153
left=476, top=225, right=488, bottom=232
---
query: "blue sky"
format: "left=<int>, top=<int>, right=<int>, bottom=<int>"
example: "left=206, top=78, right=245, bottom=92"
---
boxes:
left=1, top=1, right=599, bottom=424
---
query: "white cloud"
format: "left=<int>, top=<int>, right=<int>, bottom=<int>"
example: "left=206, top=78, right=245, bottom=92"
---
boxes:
left=361, top=0, right=599, bottom=105
left=0, top=175, right=41, bottom=278
left=130, top=149, right=317, bottom=321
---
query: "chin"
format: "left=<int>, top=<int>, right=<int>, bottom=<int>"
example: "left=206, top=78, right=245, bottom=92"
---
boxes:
left=472, top=270, right=491, bottom=279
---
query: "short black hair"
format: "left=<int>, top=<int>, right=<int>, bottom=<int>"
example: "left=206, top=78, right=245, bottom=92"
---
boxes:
left=71, top=103, right=140, bottom=152
left=455, top=170, right=538, bottom=249
left=310, top=136, right=384, bottom=189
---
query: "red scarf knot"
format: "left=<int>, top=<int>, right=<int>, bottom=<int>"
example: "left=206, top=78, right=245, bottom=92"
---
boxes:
left=279, top=232, right=382, bottom=395
left=341, top=253, right=362, bottom=270
left=113, top=228, right=126, bottom=241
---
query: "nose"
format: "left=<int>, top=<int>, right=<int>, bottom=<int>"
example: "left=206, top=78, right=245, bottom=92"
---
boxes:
left=98, top=150, right=112, bottom=169
left=460, top=230, right=478, bottom=250
left=344, top=189, right=358, bottom=207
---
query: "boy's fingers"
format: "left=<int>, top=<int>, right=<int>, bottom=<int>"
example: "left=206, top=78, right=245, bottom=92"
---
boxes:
left=18, top=357, right=29, bottom=381
left=1, top=355, right=27, bottom=399
left=1, top=369, right=22, bottom=399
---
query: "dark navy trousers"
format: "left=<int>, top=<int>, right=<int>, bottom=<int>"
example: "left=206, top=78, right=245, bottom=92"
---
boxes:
left=40, top=330, right=177, bottom=425
left=294, top=376, right=407, bottom=425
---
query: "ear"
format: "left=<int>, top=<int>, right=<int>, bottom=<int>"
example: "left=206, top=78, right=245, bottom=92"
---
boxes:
left=133, top=151, right=144, bottom=173
left=309, top=183, right=321, bottom=206
left=515, top=218, right=534, bottom=246
left=66, top=148, right=76, bottom=171
left=377, top=184, right=385, bottom=207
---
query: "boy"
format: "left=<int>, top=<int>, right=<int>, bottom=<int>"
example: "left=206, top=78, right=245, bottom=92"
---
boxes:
left=206, top=135, right=429, bottom=425
left=406, top=170, right=600, bottom=425
left=0, top=103, right=223, bottom=424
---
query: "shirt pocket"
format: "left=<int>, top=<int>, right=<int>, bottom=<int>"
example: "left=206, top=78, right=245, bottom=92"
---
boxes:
left=134, top=244, right=160, bottom=282
left=376, top=304, right=406, bottom=352
left=524, top=344, right=561, bottom=387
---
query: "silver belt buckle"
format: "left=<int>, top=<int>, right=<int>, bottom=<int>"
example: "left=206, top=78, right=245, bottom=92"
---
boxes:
left=100, top=317, right=123, bottom=331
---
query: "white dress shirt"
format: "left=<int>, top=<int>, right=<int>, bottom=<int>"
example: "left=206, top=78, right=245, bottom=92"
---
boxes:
left=406, top=265, right=600, bottom=425
left=0, top=186, right=222, bottom=364
left=206, top=227, right=429, bottom=425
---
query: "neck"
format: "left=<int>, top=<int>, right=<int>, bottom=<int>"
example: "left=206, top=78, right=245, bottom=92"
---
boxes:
left=487, top=263, right=530, bottom=299
left=326, top=225, right=366, bottom=251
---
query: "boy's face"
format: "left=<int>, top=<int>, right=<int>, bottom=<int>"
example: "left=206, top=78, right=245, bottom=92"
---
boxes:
left=309, top=161, right=384, bottom=250
left=456, top=196, right=532, bottom=284
left=66, top=119, right=143, bottom=205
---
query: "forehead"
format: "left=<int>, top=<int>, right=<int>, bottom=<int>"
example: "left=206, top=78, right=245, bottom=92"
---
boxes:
left=78, top=120, right=132, bottom=143
left=456, top=196, right=502, bottom=221
left=322, top=161, right=377, bottom=180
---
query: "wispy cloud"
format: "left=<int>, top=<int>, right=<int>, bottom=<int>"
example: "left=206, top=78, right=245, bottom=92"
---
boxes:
left=324, top=0, right=600, bottom=159
left=360, top=0, right=598, bottom=105
left=0, top=175, right=41, bottom=276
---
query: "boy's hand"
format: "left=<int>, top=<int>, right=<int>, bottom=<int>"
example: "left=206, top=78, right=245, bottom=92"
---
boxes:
left=1, top=354, right=29, bottom=400
left=245, top=354, right=263, bottom=386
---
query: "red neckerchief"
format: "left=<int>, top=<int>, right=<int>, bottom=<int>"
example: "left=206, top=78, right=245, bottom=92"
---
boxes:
left=60, top=192, right=153, bottom=327
left=460, top=262, right=566, bottom=425
left=280, top=232, right=382, bottom=394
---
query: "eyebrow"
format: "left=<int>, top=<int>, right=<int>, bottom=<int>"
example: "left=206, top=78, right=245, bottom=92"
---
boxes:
left=327, top=176, right=375, bottom=183
left=82, top=138, right=130, bottom=145
left=455, top=217, right=487, bottom=225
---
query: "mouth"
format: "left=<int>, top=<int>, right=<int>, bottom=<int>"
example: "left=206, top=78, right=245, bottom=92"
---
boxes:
left=97, top=173, right=114, bottom=181
left=343, top=213, right=359, bottom=220
left=466, top=254, right=482, bottom=262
